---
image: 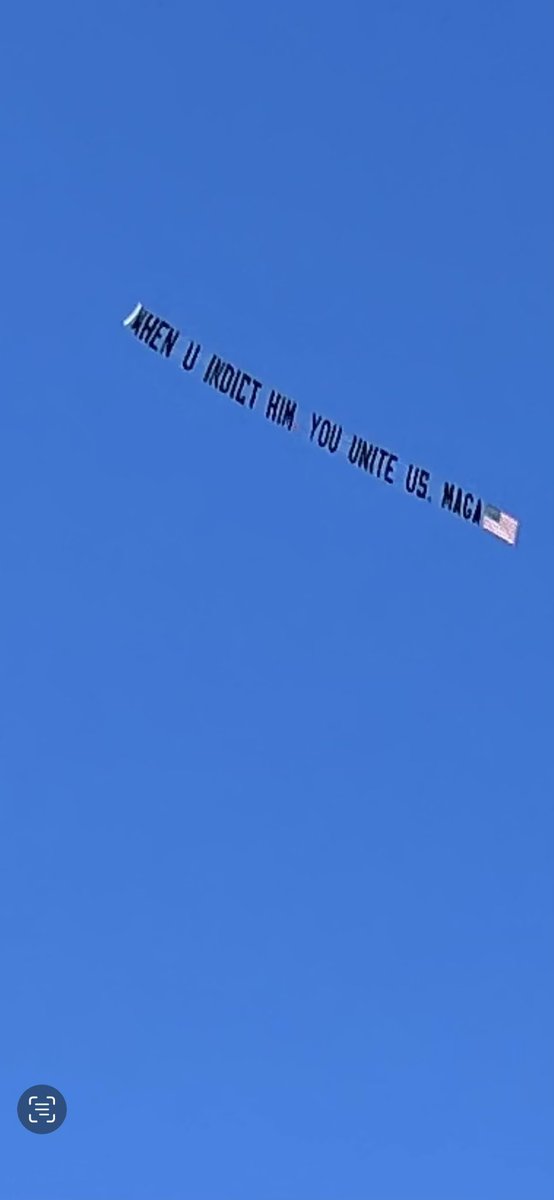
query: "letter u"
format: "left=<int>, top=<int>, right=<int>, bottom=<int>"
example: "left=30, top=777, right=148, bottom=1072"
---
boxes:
left=405, top=464, right=419, bottom=494
left=348, top=435, right=360, bottom=465
left=182, top=340, right=201, bottom=372
left=328, top=423, right=342, bottom=454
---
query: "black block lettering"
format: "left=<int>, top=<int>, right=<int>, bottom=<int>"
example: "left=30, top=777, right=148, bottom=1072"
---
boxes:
left=266, top=389, right=280, bottom=421
left=441, top=482, right=456, bottom=510
left=375, top=447, right=388, bottom=479
left=328, top=423, right=342, bottom=453
left=358, top=440, right=372, bottom=471
left=149, top=320, right=168, bottom=352
left=282, top=397, right=297, bottom=431
left=384, top=454, right=398, bottom=484
left=219, top=364, right=236, bottom=395
left=368, top=444, right=379, bottom=475
left=204, top=354, right=224, bottom=388
left=405, top=464, right=417, bottom=493
left=318, top=419, right=331, bottom=448
left=181, top=339, right=200, bottom=370
left=162, top=326, right=180, bottom=359
left=462, top=492, right=474, bottom=520
left=348, top=435, right=360, bottom=465
left=236, top=373, right=251, bottom=405
left=310, top=413, right=322, bottom=442
left=141, top=312, right=161, bottom=346
left=249, top=379, right=262, bottom=409
left=417, top=469, right=430, bottom=500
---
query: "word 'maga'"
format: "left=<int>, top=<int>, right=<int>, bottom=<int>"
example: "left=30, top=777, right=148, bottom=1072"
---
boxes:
left=123, top=302, right=519, bottom=546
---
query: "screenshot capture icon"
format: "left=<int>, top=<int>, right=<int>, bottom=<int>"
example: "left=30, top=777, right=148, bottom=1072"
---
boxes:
left=17, top=1086, right=67, bottom=1134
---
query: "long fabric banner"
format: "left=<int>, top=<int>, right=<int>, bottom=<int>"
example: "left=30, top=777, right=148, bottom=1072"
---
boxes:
left=122, top=302, right=519, bottom=547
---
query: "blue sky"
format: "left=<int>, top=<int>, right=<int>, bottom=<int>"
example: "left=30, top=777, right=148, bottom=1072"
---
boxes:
left=1, top=2, right=553, bottom=1197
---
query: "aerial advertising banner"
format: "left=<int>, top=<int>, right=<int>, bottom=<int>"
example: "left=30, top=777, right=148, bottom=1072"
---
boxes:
left=122, top=302, right=519, bottom=547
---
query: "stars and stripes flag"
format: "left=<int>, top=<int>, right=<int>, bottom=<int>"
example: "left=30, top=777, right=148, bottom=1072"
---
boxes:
left=122, top=301, right=522, bottom=549
left=481, top=504, right=519, bottom=545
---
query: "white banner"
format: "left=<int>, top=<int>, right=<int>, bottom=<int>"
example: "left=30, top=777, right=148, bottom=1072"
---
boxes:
left=122, top=302, right=519, bottom=548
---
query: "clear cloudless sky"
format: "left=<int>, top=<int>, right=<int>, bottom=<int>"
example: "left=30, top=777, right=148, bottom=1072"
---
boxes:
left=1, top=2, right=553, bottom=1198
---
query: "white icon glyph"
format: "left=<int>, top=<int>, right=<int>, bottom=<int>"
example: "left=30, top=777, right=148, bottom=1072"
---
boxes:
left=28, top=1095, right=56, bottom=1124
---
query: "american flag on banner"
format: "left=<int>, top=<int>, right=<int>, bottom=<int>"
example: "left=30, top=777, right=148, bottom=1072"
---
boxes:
left=481, top=504, right=519, bottom=545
